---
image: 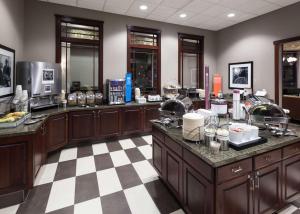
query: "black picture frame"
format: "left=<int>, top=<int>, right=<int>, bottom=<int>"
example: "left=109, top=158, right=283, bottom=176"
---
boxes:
left=228, top=61, right=253, bottom=89
left=0, top=44, right=15, bottom=98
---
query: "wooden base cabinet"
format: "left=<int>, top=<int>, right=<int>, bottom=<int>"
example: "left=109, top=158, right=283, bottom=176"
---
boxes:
left=46, top=113, right=68, bottom=152
left=282, top=154, right=300, bottom=202
left=153, top=137, right=164, bottom=177
left=121, top=107, right=143, bottom=135
left=144, top=105, right=160, bottom=132
left=98, top=108, right=121, bottom=138
left=34, top=124, right=46, bottom=176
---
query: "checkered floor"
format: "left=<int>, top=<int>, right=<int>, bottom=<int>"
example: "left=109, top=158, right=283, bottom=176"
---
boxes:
left=0, top=135, right=299, bottom=214
left=0, top=135, right=184, bottom=214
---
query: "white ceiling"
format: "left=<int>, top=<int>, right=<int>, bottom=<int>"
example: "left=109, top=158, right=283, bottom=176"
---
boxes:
left=40, top=0, right=300, bottom=31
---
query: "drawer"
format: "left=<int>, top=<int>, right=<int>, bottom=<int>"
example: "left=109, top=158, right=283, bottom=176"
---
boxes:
left=254, top=149, right=282, bottom=170
left=152, top=127, right=164, bottom=142
left=217, top=158, right=252, bottom=184
left=165, top=136, right=182, bottom=157
left=183, top=149, right=213, bottom=182
left=283, top=143, right=300, bottom=159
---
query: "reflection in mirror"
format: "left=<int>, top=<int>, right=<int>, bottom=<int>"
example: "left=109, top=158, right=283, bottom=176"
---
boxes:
left=282, top=40, right=300, bottom=96
left=182, top=53, right=197, bottom=88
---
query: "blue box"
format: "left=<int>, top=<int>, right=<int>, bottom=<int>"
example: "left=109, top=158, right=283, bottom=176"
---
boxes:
left=125, top=73, right=132, bottom=102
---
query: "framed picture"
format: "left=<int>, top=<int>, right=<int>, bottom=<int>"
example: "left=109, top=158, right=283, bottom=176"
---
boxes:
left=228, top=61, right=253, bottom=89
left=0, top=44, right=15, bottom=98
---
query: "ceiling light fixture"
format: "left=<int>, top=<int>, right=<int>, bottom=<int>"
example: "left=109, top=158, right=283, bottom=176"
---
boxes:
left=139, top=5, right=148, bottom=11
left=179, top=13, right=187, bottom=18
left=227, top=13, right=235, bottom=18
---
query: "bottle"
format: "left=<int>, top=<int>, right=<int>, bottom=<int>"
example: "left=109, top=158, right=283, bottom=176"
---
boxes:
left=232, top=89, right=240, bottom=120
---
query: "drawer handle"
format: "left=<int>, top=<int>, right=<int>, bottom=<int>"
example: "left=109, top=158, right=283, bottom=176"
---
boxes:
left=232, top=166, right=243, bottom=173
left=264, top=155, right=272, bottom=161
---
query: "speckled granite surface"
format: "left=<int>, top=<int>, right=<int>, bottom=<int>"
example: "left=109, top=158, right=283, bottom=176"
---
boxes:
left=0, top=102, right=161, bottom=138
left=152, top=122, right=300, bottom=168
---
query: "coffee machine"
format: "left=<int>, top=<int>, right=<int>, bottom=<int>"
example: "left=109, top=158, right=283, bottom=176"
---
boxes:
left=16, top=61, right=62, bottom=110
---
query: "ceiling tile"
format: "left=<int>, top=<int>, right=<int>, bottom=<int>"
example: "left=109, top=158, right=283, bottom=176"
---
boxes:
left=166, top=10, right=197, bottom=25
left=48, top=0, right=76, bottom=6
left=238, top=0, right=280, bottom=15
left=126, top=0, right=158, bottom=18
left=77, top=0, right=106, bottom=11
left=103, top=0, right=134, bottom=14
left=201, top=4, right=232, bottom=17
left=148, top=6, right=177, bottom=19
left=182, top=0, right=214, bottom=13
left=160, top=0, right=193, bottom=9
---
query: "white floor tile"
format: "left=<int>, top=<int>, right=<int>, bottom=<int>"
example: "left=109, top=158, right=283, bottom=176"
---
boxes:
left=119, top=139, right=136, bottom=150
left=74, top=197, right=102, bottom=214
left=124, top=185, right=160, bottom=214
left=110, top=150, right=131, bottom=167
left=76, top=156, right=96, bottom=176
left=45, top=177, right=76, bottom=213
left=0, top=204, right=19, bottom=214
left=92, top=143, right=109, bottom=155
left=138, top=145, right=152, bottom=159
left=133, top=160, right=158, bottom=183
left=277, top=205, right=298, bottom=214
left=142, top=135, right=152, bottom=144
left=96, top=168, right=122, bottom=196
left=170, top=209, right=186, bottom=214
left=59, top=147, right=77, bottom=162
left=34, top=163, right=58, bottom=186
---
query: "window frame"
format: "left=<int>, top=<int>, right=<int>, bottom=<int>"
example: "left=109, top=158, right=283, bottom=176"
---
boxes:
left=178, top=33, right=204, bottom=89
left=55, top=15, right=104, bottom=92
left=127, top=25, right=161, bottom=95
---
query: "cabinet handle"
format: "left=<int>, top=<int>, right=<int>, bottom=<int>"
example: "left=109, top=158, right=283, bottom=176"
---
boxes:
left=255, top=172, right=260, bottom=189
left=248, top=175, right=254, bottom=191
left=232, top=166, right=243, bottom=174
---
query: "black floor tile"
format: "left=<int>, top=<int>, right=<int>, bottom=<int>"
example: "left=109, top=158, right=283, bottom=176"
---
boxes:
left=116, top=164, right=142, bottom=189
left=46, top=151, right=61, bottom=164
left=77, top=145, right=93, bottom=158
left=292, top=210, right=300, bottom=214
left=292, top=198, right=300, bottom=208
left=106, top=141, right=122, bottom=152
left=75, top=173, right=99, bottom=204
left=54, top=160, right=76, bottom=181
left=131, top=137, right=148, bottom=147
left=47, top=206, right=74, bottom=214
left=94, top=153, right=114, bottom=171
left=125, top=147, right=145, bottom=163
left=17, top=183, right=52, bottom=214
left=145, top=179, right=181, bottom=214
left=101, top=191, right=131, bottom=214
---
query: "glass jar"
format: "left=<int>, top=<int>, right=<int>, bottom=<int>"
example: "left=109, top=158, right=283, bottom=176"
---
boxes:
left=204, top=116, right=218, bottom=146
left=95, top=92, right=103, bottom=105
left=67, top=93, right=77, bottom=106
left=86, top=91, right=95, bottom=106
left=77, top=92, right=86, bottom=106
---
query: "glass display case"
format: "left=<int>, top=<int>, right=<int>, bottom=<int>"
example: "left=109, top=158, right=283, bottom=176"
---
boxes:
left=106, top=79, right=125, bottom=105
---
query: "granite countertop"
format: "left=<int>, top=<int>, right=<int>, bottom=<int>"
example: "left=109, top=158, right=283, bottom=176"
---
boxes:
left=152, top=122, right=300, bottom=168
left=0, top=102, right=161, bottom=138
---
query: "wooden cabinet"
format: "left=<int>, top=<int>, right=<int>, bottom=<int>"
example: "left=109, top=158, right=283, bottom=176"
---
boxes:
left=152, top=137, right=164, bottom=177
left=144, top=105, right=160, bottom=132
left=183, top=163, right=213, bottom=214
left=34, top=124, right=46, bottom=176
left=121, top=106, right=143, bottom=135
left=165, top=148, right=183, bottom=200
left=282, top=154, right=300, bottom=202
left=217, top=173, right=254, bottom=214
left=46, top=113, right=68, bottom=152
left=69, top=111, right=96, bottom=143
left=98, top=108, right=121, bottom=138
left=254, top=162, right=282, bottom=214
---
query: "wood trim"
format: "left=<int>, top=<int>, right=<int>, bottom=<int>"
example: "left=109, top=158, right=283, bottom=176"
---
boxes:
left=55, top=15, right=104, bottom=92
left=274, top=44, right=280, bottom=104
left=274, top=36, right=300, bottom=45
left=127, top=25, right=161, bottom=95
left=178, top=33, right=204, bottom=88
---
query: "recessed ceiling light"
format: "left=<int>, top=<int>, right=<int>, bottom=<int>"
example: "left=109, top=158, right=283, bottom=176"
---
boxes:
left=227, top=13, right=235, bottom=18
left=179, top=13, right=187, bottom=18
left=139, top=5, right=148, bottom=10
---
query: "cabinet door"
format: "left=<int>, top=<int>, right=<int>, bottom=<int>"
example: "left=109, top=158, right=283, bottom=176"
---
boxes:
left=216, top=174, right=254, bottom=214
left=165, top=148, right=183, bottom=201
left=47, top=113, right=68, bottom=152
left=282, top=154, right=300, bottom=202
left=0, top=143, right=27, bottom=194
left=98, top=109, right=121, bottom=138
left=254, top=162, right=282, bottom=214
left=34, top=125, right=46, bottom=176
left=152, top=137, right=164, bottom=177
left=183, top=163, right=213, bottom=214
left=69, top=111, right=96, bottom=143
left=121, top=107, right=143, bottom=135
left=144, top=105, right=160, bottom=132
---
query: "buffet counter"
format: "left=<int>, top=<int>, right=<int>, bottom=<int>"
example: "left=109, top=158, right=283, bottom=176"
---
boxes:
left=151, top=122, right=300, bottom=214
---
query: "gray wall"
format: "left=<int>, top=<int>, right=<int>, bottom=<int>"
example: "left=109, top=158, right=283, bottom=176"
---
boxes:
left=0, top=0, right=24, bottom=112
left=216, top=2, right=300, bottom=99
left=24, top=0, right=217, bottom=91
